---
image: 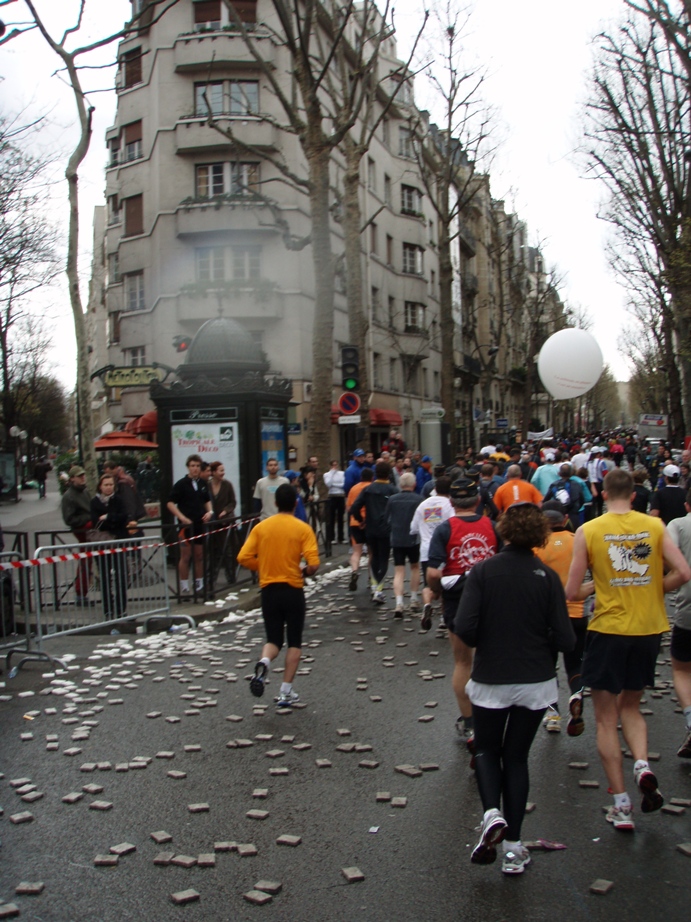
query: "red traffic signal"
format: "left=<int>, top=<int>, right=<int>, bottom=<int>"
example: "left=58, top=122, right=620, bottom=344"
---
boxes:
left=173, top=335, right=192, bottom=353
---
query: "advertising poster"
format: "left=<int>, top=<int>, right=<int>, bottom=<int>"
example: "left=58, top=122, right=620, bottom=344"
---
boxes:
left=260, top=419, right=286, bottom=474
left=171, top=418, right=241, bottom=515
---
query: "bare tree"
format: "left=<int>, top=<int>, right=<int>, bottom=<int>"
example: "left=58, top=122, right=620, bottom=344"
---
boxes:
left=8, top=0, right=180, bottom=489
left=0, top=114, right=58, bottom=438
left=583, top=4, right=691, bottom=435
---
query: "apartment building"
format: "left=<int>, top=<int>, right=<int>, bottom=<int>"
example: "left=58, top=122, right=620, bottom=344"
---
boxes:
left=96, top=0, right=445, bottom=458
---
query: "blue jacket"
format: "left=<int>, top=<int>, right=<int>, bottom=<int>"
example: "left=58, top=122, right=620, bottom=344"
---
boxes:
left=344, top=460, right=365, bottom=495
left=415, top=467, right=432, bottom=494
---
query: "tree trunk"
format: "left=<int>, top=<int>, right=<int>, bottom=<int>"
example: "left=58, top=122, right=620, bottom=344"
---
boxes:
left=306, top=145, right=336, bottom=468
left=341, top=141, right=370, bottom=446
left=437, top=221, right=457, bottom=456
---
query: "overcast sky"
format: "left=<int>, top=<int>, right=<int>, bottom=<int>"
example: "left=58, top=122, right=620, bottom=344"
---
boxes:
left=3, top=0, right=633, bottom=391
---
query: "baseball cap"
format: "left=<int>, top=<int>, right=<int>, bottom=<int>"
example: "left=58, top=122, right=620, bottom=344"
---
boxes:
left=283, top=470, right=299, bottom=481
left=449, top=478, right=478, bottom=500
left=68, top=465, right=86, bottom=477
left=543, top=450, right=556, bottom=461
left=663, top=464, right=680, bottom=477
left=353, top=449, right=365, bottom=458
left=421, top=455, right=431, bottom=463
left=541, top=499, right=567, bottom=522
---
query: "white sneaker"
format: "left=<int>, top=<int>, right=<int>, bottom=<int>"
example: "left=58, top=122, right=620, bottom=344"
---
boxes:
left=470, top=808, right=507, bottom=864
left=543, top=706, right=561, bottom=733
left=605, top=803, right=635, bottom=831
left=501, top=845, right=531, bottom=875
left=275, top=690, right=299, bottom=708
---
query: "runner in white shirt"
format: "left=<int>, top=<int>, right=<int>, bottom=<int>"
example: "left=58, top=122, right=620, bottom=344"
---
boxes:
left=410, top=476, right=453, bottom=630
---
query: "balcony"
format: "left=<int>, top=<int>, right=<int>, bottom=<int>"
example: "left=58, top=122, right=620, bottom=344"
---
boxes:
left=176, top=282, right=284, bottom=323
left=397, top=327, right=430, bottom=361
left=175, top=117, right=278, bottom=153
left=176, top=198, right=279, bottom=237
left=174, top=29, right=274, bottom=72
left=462, top=272, right=479, bottom=298
left=458, top=221, right=477, bottom=257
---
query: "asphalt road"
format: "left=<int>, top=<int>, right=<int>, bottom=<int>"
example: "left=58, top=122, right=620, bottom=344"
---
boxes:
left=1, top=560, right=690, bottom=922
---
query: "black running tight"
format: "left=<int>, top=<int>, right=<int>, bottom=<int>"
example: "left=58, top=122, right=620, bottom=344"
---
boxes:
left=367, top=535, right=390, bottom=585
left=473, top=704, right=545, bottom=841
left=563, top=617, right=588, bottom=694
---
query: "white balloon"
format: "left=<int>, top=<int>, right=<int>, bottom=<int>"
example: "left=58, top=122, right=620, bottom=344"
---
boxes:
left=537, top=329, right=603, bottom=399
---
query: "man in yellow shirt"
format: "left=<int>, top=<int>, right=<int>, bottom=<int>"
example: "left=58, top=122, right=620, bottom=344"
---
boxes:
left=237, top=484, right=320, bottom=707
left=566, top=468, right=691, bottom=831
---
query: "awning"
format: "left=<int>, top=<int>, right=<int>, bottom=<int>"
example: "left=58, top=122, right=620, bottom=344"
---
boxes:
left=124, top=410, right=158, bottom=435
left=329, top=406, right=402, bottom=426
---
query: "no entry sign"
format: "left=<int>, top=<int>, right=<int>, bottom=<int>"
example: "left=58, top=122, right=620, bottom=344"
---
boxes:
left=338, top=392, right=361, bottom=415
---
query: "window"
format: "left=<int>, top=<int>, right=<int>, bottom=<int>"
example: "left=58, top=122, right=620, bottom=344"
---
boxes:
left=430, top=269, right=436, bottom=297
left=392, top=75, right=413, bottom=105
left=372, top=352, right=382, bottom=389
left=196, top=247, right=225, bottom=282
left=109, top=312, right=121, bottom=346
left=230, top=0, right=258, bottom=23
left=423, top=367, right=429, bottom=398
left=108, top=253, right=121, bottom=285
left=370, top=222, right=378, bottom=255
left=371, top=286, right=380, bottom=319
left=389, top=357, right=398, bottom=391
left=123, top=120, right=143, bottom=161
left=194, top=0, right=221, bottom=29
left=196, top=162, right=225, bottom=197
left=232, top=245, right=261, bottom=279
left=384, top=174, right=391, bottom=206
left=382, top=119, right=390, bottom=147
left=386, top=234, right=393, bottom=266
left=107, top=195, right=120, bottom=226
left=399, top=126, right=413, bottom=158
left=108, top=137, right=120, bottom=166
left=404, top=301, right=426, bottom=332
left=388, top=295, right=395, bottom=328
left=367, top=157, right=376, bottom=191
left=230, top=162, right=260, bottom=194
left=402, top=242, right=423, bottom=275
left=401, top=184, right=421, bottom=215
left=123, top=194, right=144, bottom=236
left=122, top=47, right=142, bottom=88
left=128, top=346, right=146, bottom=367
left=195, top=82, right=223, bottom=116
left=124, top=271, right=145, bottom=311
left=229, top=80, right=259, bottom=115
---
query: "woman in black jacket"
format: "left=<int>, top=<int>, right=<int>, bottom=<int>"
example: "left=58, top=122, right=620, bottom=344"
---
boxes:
left=90, top=473, right=130, bottom=619
left=455, top=502, right=576, bottom=876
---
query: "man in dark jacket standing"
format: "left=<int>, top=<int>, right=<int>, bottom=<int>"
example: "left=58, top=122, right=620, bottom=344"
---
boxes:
left=386, top=472, right=422, bottom=617
left=350, top=460, right=398, bottom=605
left=61, top=466, right=93, bottom=603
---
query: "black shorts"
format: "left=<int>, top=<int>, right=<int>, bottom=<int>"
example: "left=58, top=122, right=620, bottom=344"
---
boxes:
left=442, top=593, right=464, bottom=632
left=392, top=545, right=420, bottom=566
left=349, top=525, right=366, bottom=545
left=581, top=631, right=661, bottom=693
left=671, top=624, right=691, bottom=663
left=260, top=583, right=306, bottom=650
left=179, top=522, right=205, bottom=546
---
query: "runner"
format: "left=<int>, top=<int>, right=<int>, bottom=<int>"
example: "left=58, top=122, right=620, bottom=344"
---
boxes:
left=238, top=483, right=320, bottom=708
left=456, top=502, right=575, bottom=874
left=649, top=464, right=686, bottom=525
left=350, top=461, right=398, bottom=605
left=345, top=467, right=374, bottom=592
left=664, top=489, right=691, bottom=759
left=426, top=478, right=500, bottom=756
left=410, top=475, right=454, bottom=631
left=492, top=465, right=543, bottom=514
left=386, top=472, right=422, bottom=617
left=565, top=468, right=691, bottom=831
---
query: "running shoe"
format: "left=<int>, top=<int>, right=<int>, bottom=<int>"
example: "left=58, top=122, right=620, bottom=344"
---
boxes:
left=373, top=591, right=385, bottom=606
left=348, top=571, right=358, bottom=591
left=409, top=599, right=421, bottom=613
left=605, top=803, right=635, bottom=831
left=677, top=728, right=691, bottom=759
left=420, top=603, right=433, bottom=632
left=471, top=808, right=507, bottom=864
left=634, top=764, right=664, bottom=813
left=276, top=690, right=299, bottom=708
left=567, top=689, right=585, bottom=737
left=501, top=845, right=531, bottom=875
left=394, top=603, right=404, bottom=618
left=249, top=662, right=268, bottom=698
left=543, top=706, right=561, bottom=733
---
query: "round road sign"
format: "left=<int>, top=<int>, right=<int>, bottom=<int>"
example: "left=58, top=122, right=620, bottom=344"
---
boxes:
left=338, top=392, right=361, bottom=415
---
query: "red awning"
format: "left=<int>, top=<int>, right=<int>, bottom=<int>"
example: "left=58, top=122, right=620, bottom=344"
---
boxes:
left=370, top=408, right=402, bottom=427
left=125, top=410, right=158, bottom=435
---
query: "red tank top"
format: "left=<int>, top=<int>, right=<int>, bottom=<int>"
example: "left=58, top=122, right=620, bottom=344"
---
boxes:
left=444, top=516, right=498, bottom=578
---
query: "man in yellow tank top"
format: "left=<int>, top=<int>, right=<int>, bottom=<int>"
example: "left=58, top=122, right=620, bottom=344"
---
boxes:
left=566, top=468, right=691, bottom=832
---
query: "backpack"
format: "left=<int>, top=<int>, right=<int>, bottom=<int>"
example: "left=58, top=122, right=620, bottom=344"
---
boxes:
left=546, top=478, right=581, bottom=513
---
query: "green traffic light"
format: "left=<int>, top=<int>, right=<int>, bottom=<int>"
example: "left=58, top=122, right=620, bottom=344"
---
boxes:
left=344, top=378, right=357, bottom=390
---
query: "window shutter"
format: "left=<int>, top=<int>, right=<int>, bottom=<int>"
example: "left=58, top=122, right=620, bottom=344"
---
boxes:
left=229, top=1, right=257, bottom=23
left=124, top=194, right=144, bottom=236
left=123, top=48, right=142, bottom=87
left=124, top=120, right=142, bottom=143
left=194, top=0, right=221, bottom=22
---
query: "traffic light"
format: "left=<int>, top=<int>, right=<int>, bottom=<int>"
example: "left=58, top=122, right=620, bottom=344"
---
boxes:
left=173, top=335, right=192, bottom=353
left=341, top=345, right=360, bottom=391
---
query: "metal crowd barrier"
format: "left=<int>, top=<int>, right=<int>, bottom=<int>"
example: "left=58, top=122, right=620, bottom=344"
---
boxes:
left=0, top=550, right=32, bottom=664
left=5, top=536, right=170, bottom=674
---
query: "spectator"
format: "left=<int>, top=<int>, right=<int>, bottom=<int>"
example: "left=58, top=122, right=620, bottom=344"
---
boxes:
left=167, top=454, right=214, bottom=596
left=253, top=459, right=289, bottom=520
left=61, top=465, right=92, bottom=605
left=323, top=459, right=346, bottom=544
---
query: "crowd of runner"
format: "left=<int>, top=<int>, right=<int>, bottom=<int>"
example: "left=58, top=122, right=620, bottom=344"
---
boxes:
left=242, top=429, right=691, bottom=876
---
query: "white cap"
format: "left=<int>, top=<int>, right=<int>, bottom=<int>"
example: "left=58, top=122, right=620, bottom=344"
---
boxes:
left=663, top=464, right=680, bottom=477
left=543, top=450, right=555, bottom=461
